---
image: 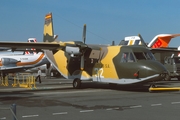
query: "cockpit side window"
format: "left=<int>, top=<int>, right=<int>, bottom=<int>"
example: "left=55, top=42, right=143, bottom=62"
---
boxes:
left=121, top=52, right=135, bottom=63
left=133, top=52, right=146, bottom=60
left=121, top=52, right=128, bottom=62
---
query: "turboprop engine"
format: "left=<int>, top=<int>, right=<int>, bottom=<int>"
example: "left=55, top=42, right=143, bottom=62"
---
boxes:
left=1, top=58, right=18, bottom=66
left=65, top=46, right=81, bottom=57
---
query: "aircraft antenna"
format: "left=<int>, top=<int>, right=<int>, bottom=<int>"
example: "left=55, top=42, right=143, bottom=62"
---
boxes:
left=138, top=34, right=148, bottom=47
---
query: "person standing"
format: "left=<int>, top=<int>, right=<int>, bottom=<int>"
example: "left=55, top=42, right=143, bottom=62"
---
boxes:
left=35, top=68, right=42, bottom=83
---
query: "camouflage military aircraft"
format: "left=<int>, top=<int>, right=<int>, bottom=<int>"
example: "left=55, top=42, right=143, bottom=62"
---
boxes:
left=0, top=13, right=169, bottom=89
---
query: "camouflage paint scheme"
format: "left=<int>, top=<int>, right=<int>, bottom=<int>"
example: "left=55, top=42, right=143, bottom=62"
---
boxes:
left=43, top=13, right=168, bottom=86
left=0, top=13, right=169, bottom=88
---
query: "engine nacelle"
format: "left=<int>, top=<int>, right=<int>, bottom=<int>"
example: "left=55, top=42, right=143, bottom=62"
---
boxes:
left=65, top=46, right=81, bottom=57
left=1, top=58, right=18, bottom=65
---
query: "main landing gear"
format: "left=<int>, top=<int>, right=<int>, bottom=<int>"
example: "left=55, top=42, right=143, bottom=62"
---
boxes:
left=73, top=78, right=81, bottom=89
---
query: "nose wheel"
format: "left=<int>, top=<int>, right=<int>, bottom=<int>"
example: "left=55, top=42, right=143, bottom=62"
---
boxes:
left=164, top=74, right=170, bottom=81
left=73, top=78, right=81, bottom=89
left=149, top=81, right=157, bottom=88
left=149, top=83, right=157, bottom=92
left=150, top=84, right=156, bottom=88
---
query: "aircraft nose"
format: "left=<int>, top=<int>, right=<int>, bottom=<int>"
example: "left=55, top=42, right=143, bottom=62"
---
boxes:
left=141, top=61, right=168, bottom=81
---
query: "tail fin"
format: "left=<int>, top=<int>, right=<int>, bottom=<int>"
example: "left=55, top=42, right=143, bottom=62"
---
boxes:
left=43, top=13, right=55, bottom=42
left=148, top=34, right=180, bottom=48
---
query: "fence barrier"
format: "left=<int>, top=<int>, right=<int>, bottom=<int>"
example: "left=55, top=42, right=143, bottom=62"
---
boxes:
left=0, top=74, right=36, bottom=89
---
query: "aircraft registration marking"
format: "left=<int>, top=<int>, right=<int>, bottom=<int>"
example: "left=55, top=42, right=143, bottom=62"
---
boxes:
left=95, top=64, right=110, bottom=68
left=20, top=58, right=28, bottom=60
left=94, top=68, right=104, bottom=78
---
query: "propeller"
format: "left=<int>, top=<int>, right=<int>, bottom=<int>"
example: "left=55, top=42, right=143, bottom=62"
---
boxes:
left=82, top=24, right=86, bottom=43
left=80, top=24, right=86, bottom=70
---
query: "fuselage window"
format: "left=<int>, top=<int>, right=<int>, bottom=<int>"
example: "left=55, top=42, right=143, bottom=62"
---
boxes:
left=133, top=52, right=146, bottom=60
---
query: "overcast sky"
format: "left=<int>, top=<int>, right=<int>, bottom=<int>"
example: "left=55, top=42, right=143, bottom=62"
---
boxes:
left=1, top=0, right=180, bottom=47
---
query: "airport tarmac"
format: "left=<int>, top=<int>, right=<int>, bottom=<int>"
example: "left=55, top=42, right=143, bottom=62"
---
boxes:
left=1, top=78, right=180, bottom=120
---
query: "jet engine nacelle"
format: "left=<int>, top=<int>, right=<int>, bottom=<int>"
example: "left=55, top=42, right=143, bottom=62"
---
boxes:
left=1, top=58, right=18, bottom=65
left=65, top=46, right=81, bottom=57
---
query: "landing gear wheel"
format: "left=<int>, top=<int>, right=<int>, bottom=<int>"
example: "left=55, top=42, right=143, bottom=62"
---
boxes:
left=164, top=74, right=170, bottom=81
left=150, top=84, right=156, bottom=88
left=73, top=79, right=81, bottom=89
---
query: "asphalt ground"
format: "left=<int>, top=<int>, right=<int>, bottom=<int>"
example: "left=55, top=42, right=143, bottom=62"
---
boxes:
left=1, top=78, right=180, bottom=120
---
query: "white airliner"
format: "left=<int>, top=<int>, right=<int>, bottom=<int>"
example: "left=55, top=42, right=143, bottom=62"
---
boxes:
left=0, top=38, right=49, bottom=76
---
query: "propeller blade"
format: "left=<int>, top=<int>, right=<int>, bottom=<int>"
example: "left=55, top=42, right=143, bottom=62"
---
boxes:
left=82, top=24, right=86, bottom=43
left=80, top=55, right=84, bottom=70
left=80, top=24, right=87, bottom=70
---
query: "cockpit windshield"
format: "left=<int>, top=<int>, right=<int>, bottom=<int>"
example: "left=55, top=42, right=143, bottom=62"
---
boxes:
left=144, top=52, right=156, bottom=60
left=134, top=52, right=156, bottom=60
left=121, top=51, right=156, bottom=63
left=133, top=52, right=146, bottom=60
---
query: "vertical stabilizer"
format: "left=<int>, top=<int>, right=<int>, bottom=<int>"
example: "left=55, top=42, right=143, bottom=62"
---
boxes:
left=43, top=13, right=55, bottom=42
left=43, top=13, right=59, bottom=77
left=148, top=34, right=180, bottom=48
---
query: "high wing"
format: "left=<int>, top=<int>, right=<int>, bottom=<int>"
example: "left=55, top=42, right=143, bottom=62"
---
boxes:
left=0, top=42, right=61, bottom=51
left=0, top=41, right=90, bottom=54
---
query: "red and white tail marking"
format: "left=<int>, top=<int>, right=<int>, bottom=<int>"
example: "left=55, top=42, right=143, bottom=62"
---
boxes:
left=148, top=34, right=180, bottom=48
